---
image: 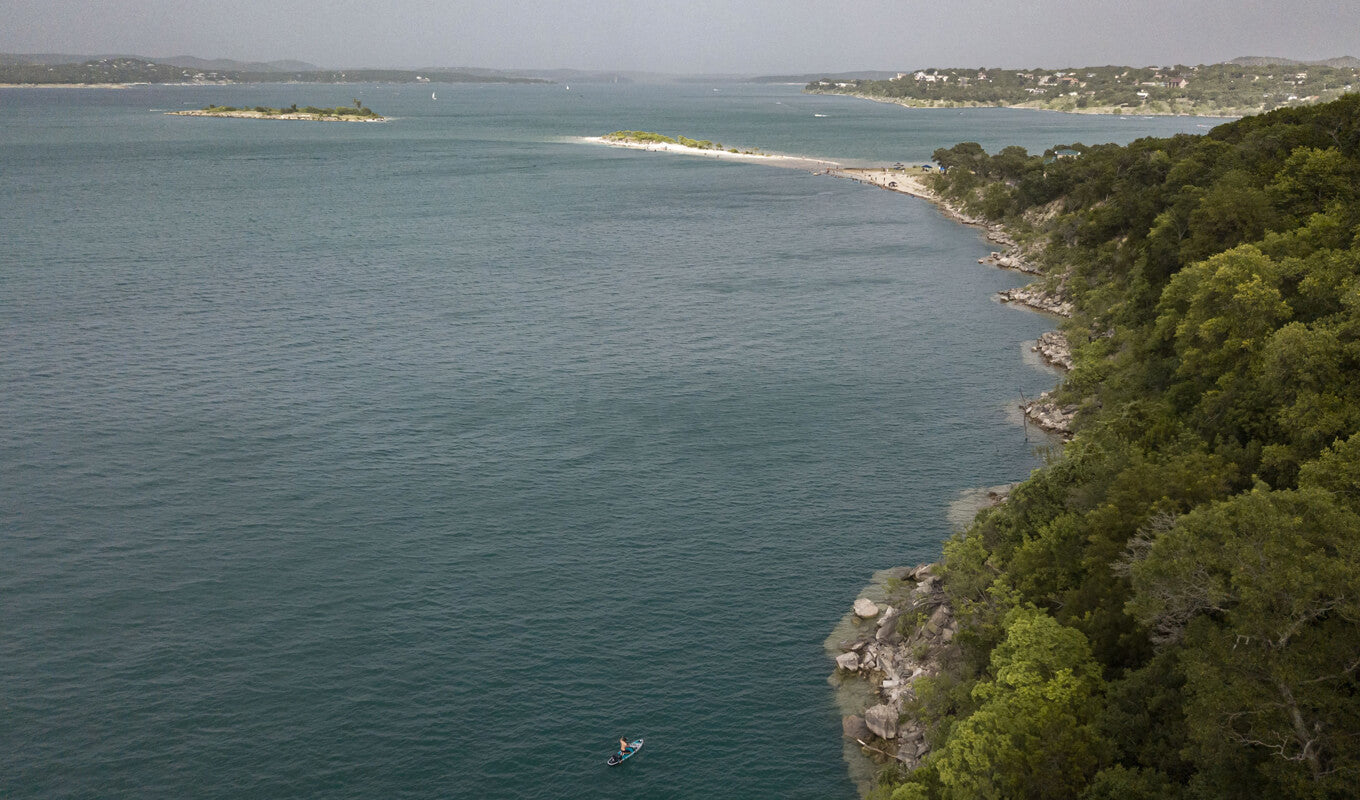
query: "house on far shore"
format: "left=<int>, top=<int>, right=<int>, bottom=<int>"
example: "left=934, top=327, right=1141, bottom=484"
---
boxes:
left=1044, top=148, right=1081, bottom=164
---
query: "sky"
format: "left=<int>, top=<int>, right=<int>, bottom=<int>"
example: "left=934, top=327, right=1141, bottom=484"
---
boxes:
left=3, top=0, right=1358, bottom=74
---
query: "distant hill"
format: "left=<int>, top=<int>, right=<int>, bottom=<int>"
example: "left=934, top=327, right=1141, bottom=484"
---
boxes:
left=0, top=52, right=320, bottom=72
left=158, top=55, right=320, bottom=72
left=750, top=71, right=901, bottom=84
left=0, top=55, right=550, bottom=86
left=1230, top=55, right=1360, bottom=68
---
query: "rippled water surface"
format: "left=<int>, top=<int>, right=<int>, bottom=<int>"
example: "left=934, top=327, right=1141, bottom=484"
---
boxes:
left=1, top=83, right=1215, bottom=799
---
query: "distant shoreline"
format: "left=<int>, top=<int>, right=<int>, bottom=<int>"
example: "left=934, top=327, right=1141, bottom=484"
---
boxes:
left=167, top=108, right=387, bottom=122
left=0, top=82, right=133, bottom=89
left=819, top=90, right=1245, bottom=119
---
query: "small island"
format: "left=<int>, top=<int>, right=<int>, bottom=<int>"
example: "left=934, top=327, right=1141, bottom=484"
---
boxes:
left=167, top=102, right=386, bottom=122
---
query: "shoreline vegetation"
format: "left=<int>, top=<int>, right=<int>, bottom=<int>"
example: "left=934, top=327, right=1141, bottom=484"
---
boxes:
left=167, top=103, right=385, bottom=122
left=833, top=95, right=1360, bottom=800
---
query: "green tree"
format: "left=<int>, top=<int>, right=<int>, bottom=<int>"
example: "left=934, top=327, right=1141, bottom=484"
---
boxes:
left=1127, top=488, right=1360, bottom=794
left=933, top=607, right=1110, bottom=800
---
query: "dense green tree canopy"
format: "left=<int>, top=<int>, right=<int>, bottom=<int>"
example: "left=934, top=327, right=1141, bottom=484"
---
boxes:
left=874, top=94, right=1360, bottom=800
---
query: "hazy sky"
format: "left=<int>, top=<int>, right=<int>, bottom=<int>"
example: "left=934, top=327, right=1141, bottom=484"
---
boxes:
left=3, top=0, right=1358, bottom=73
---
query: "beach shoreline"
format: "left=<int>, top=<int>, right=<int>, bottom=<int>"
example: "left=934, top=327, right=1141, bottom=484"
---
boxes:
left=580, top=136, right=840, bottom=171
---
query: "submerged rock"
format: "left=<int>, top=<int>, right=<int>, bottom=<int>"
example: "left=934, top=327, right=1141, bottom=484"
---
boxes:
left=843, top=715, right=872, bottom=741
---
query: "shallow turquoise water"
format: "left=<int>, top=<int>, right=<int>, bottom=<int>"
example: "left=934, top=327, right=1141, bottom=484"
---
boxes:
left=1, top=83, right=1214, bottom=799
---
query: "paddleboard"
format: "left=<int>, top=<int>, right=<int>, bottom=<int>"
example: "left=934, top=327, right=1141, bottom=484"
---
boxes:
left=607, top=738, right=644, bottom=766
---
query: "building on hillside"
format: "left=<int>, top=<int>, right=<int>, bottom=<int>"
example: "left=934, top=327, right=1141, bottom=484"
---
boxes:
left=1043, top=148, right=1081, bottom=164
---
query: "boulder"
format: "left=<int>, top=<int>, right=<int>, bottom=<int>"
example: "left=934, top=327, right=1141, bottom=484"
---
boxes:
left=883, top=566, right=915, bottom=581
left=899, top=721, right=925, bottom=743
left=853, top=598, right=880, bottom=618
left=864, top=704, right=899, bottom=739
left=924, top=604, right=952, bottom=636
left=836, top=651, right=860, bottom=671
left=842, top=715, right=872, bottom=741
left=876, top=606, right=900, bottom=641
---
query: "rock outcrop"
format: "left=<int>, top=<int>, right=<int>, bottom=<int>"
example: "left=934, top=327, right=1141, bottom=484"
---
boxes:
left=978, top=244, right=1042, bottom=276
left=1032, top=330, right=1073, bottom=370
left=998, top=283, right=1073, bottom=317
left=834, top=564, right=958, bottom=770
left=1022, top=390, right=1077, bottom=435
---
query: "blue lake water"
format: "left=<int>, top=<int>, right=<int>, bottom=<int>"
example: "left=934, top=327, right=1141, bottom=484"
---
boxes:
left=1, top=82, right=1215, bottom=799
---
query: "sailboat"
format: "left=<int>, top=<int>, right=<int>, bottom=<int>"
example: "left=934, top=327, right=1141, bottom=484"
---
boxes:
left=431, top=91, right=437, bottom=100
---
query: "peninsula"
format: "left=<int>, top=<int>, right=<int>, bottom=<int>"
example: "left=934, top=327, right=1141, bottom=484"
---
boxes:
left=587, top=130, right=839, bottom=170
left=167, top=103, right=385, bottom=122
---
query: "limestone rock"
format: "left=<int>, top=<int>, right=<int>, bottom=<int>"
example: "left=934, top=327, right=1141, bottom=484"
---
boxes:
left=876, top=606, right=900, bottom=641
left=1033, top=330, right=1073, bottom=370
left=836, top=651, right=860, bottom=671
left=924, top=605, right=951, bottom=636
left=864, top=704, right=899, bottom=739
left=998, top=283, right=1073, bottom=317
left=1021, top=390, right=1077, bottom=436
left=853, top=598, right=880, bottom=618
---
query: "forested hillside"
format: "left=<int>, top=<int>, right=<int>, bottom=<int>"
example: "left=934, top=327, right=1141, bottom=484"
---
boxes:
left=875, top=95, right=1360, bottom=799
left=809, top=63, right=1359, bottom=116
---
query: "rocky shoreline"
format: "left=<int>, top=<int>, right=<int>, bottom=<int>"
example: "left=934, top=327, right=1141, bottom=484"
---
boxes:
left=829, top=164, right=1079, bottom=788
left=831, top=565, right=958, bottom=773
left=1032, top=330, right=1073, bottom=370
left=831, top=167, right=1076, bottom=439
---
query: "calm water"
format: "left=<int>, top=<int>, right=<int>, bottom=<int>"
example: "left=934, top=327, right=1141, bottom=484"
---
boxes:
left=1, top=83, right=1214, bottom=799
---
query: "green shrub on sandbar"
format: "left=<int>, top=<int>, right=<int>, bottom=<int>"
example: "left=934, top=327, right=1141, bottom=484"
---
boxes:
left=603, top=130, right=763, bottom=155
left=604, top=130, right=678, bottom=145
